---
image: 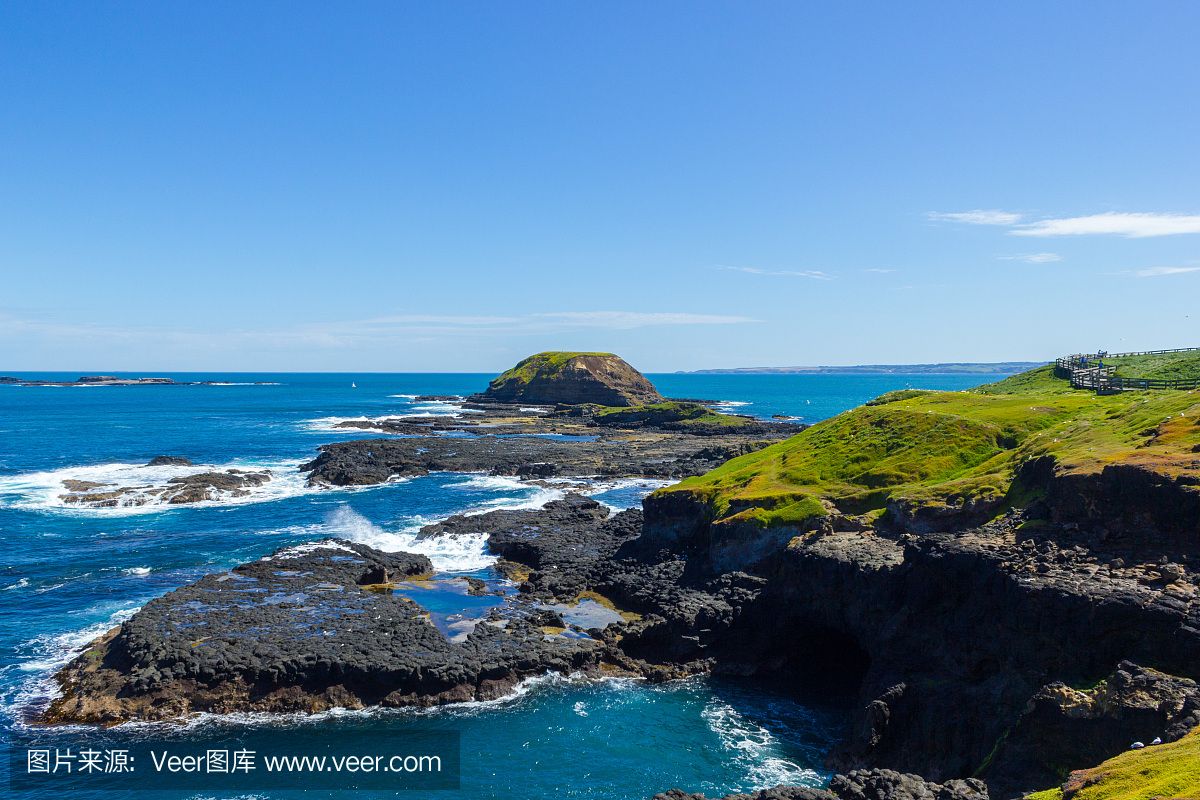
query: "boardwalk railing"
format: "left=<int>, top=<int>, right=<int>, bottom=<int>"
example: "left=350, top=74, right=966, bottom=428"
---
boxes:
left=1054, top=349, right=1200, bottom=392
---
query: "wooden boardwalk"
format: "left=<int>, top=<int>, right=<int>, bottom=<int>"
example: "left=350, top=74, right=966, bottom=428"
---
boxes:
left=1054, top=348, right=1200, bottom=392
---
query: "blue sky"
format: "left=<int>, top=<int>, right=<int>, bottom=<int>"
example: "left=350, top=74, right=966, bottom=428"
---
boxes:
left=1, top=2, right=1198, bottom=372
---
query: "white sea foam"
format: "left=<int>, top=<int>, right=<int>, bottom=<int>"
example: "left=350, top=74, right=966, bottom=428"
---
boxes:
left=304, top=405, right=479, bottom=434
left=267, top=540, right=358, bottom=560
left=537, top=476, right=674, bottom=511
left=123, top=567, right=151, bottom=576
left=4, top=578, right=29, bottom=590
left=304, top=415, right=384, bottom=433
left=2, top=604, right=143, bottom=724
left=0, top=458, right=312, bottom=515
left=16, top=607, right=138, bottom=674
left=323, top=506, right=496, bottom=572
left=702, top=696, right=822, bottom=790
left=714, top=400, right=751, bottom=407
left=405, top=400, right=482, bottom=417
left=450, top=474, right=567, bottom=515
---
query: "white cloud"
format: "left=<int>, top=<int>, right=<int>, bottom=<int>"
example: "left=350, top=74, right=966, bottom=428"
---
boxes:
left=1012, top=212, right=1200, bottom=238
left=530, top=311, right=754, bottom=328
left=1132, top=266, right=1200, bottom=277
left=999, top=253, right=1062, bottom=263
left=927, top=210, right=1023, bottom=226
left=718, top=265, right=834, bottom=280
left=862, top=268, right=895, bottom=273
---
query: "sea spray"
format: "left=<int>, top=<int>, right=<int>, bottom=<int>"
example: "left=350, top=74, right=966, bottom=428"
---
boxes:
left=322, top=506, right=497, bottom=572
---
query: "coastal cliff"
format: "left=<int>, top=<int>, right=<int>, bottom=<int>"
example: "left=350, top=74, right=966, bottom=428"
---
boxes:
left=640, top=373, right=1200, bottom=796
left=39, top=364, right=1200, bottom=799
left=470, top=351, right=666, bottom=407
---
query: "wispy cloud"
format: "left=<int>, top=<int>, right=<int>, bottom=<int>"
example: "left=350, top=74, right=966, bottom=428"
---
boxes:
left=529, top=311, right=755, bottom=328
left=999, top=253, right=1062, bottom=263
left=0, top=309, right=756, bottom=353
left=1012, top=212, right=1200, bottom=238
left=861, top=268, right=895, bottom=273
left=1131, top=266, right=1200, bottom=277
left=929, top=209, right=1200, bottom=238
left=926, top=210, right=1023, bottom=226
left=718, top=265, right=834, bottom=280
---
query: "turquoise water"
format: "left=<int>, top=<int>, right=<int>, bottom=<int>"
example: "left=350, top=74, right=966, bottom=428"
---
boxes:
left=0, top=371, right=994, bottom=798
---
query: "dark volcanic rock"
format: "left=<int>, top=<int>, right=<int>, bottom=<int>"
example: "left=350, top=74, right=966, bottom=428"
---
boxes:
left=470, top=351, right=665, bottom=407
left=829, top=769, right=988, bottom=800
left=646, top=769, right=988, bottom=800
left=301, top=436, right=777, bottom=486
left=648, top=787, right=832, bottom=800
left=986, top=660, right=1200, bottom=791
left=44, top=537, right=613, bottom=723
left=639, top=481, right=1200, bottom=795
left=146, top=456, right=195, bottom=467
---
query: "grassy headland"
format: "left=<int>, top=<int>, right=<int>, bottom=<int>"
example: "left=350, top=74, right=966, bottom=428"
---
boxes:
left=652, top=366, right=1200, bottom=530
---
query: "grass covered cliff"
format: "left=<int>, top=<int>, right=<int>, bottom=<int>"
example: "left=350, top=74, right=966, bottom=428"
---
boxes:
left=648, top=366, right=1200, bottom=534
left=640, top=361, right=1200, bottom=796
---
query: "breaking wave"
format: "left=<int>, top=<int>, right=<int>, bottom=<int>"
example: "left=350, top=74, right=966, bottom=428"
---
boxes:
left=0, top=459, right=312, bottom=515
left=702, top=696, right=823, bottom=790
left=322, top=506, right=496, bottom=572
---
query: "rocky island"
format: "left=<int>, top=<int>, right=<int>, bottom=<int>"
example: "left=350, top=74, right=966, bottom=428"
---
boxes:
left=304, top=351, right=804, bottom=484
left=468, top=351, right=666, bottom=406
left=39, top=359, right=1200, bottom=799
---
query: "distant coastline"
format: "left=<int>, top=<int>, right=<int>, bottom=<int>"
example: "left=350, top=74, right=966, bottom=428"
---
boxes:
left=676, top=361, right=1046, bottom=375
left=0, top=375, right=275, bottom=387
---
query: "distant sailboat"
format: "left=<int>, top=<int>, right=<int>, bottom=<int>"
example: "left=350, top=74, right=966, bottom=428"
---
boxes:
left=351, top=382, right=356, bottom=388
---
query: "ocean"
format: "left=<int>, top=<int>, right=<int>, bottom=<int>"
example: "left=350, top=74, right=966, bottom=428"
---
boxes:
left=0, top=371, right=996, bottom=799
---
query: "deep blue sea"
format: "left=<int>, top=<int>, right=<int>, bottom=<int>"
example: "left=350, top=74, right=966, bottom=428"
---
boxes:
left=0, top=371, right=996, bottom=799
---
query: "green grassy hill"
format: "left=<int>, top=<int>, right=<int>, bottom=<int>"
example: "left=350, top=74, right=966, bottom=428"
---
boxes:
left=490, top=351, right=617, bottom=386
left=652, top=367, right=1200, bottom=530
left=1106, top=351, right=1200, bottom=381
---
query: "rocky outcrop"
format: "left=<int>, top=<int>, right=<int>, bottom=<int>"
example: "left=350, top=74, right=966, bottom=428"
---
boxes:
left=43, top=495, right=762, bottom=725
left=470, top=352, right=665, bottom=407
left=647, top=769, right=988, bottom=800
left=649, top=788, right=831, bottom=800
left=639, top=479, right=1200, bottom=797
left=301, top=435, right=784, bottom=486
left=43, top=537, right=615, bottom=724
left=987, top=660, right=1200, bottom=788
left=58, top=468, right=272, bottom=507
left=146, top=456, right=194, bottom=467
